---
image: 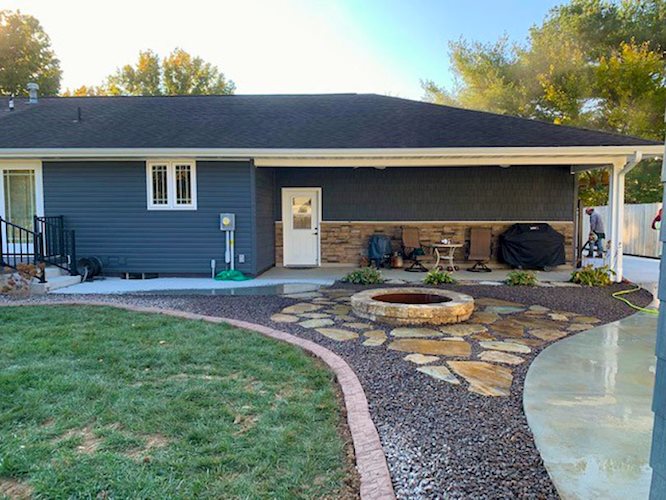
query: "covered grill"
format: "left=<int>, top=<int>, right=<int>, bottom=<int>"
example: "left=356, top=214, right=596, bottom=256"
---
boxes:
left=499, top=223, right=566, bottom=270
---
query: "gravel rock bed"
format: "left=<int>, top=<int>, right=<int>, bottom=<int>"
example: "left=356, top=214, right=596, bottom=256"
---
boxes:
left=0, top=282, right=652, bottom=498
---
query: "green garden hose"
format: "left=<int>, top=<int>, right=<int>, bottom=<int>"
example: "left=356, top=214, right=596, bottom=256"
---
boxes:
left=612, top=286, right=659, bottom=315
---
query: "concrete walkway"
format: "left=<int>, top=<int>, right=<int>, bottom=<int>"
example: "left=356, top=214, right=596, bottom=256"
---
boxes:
left=524, top=313, right=657, bottom=499
left=54, top=264, right=574, bottom=294
left=523, top=256, right=660, bottom=499
left=52, top=255, right=656, bottom=294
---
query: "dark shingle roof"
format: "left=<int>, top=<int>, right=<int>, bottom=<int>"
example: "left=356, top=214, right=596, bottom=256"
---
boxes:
left=0, top=93, right=658, bottom=149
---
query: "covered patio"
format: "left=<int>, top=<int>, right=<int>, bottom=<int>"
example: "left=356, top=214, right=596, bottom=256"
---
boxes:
left=257, top=145, right=663, bottom=281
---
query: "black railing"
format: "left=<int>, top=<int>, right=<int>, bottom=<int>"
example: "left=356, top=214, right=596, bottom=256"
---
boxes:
left=0, top=216, right=46, bottom=283
left=34, top=216, right=77, bottom=276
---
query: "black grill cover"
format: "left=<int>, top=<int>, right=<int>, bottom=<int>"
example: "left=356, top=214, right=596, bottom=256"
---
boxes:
left=500, top=223, right=565, bottom=270
left=368, top=234, right=392, bottom=267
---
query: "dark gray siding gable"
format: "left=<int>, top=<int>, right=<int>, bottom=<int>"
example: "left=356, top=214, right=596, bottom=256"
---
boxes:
left=43, top=160, right=254, bottom=275
left=275, top=166, right=575, bottom=222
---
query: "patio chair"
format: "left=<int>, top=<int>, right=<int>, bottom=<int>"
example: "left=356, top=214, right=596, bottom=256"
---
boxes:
left=402, top=227, right=428, bottom=272
left=467, top=227, right=493, bottom=272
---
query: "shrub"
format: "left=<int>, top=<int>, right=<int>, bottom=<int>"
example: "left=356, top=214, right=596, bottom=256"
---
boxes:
left=1, top=263, right=41, bottom=297
left=341, top=267, right=384, bottom=285
left=423, top=268, right=457, bottom=285
left=570, top=265, right=614, bottom=286
left=505, top=270, right=538, bottom=286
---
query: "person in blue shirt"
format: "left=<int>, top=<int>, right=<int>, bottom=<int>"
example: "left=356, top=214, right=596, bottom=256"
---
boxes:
left=586, top=207, right=605, bottom=257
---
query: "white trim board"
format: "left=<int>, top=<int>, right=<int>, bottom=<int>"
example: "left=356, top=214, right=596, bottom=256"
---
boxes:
left=0, top=145, right=661, bottom=164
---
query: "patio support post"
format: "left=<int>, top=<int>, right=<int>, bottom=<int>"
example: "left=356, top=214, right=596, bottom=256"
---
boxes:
left=607, top=160, right=624, bottom=282
left=606, top=152, right=642, bottom=283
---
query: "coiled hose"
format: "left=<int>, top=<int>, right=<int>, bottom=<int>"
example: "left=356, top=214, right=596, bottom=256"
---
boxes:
left=612, top=286, right=659, bottom=315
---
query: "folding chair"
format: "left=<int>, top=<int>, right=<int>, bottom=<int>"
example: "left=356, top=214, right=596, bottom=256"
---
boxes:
left=402, top=227, right=428, bottom=272
left=467, top=227, right=492, bottom=272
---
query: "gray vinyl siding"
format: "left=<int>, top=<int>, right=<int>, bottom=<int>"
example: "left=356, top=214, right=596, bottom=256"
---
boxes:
left=253, top=166, right=275, bottom=274
left=43, top=160, right=254, bottom=275
left=275, top=166, right=575, bottom=221
left=651, top=235, right=666, bottom=497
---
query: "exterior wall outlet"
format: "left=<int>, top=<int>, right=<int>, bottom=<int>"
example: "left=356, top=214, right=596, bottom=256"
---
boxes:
left=238, top=254, right=245, bottom=263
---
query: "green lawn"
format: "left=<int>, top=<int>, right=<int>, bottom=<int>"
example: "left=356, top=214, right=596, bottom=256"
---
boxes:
left=0, top=306, right=354, bottom=499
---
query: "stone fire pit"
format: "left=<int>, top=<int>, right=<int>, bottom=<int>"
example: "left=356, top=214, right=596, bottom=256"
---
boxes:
left=351, top=287, right=474, bottom=325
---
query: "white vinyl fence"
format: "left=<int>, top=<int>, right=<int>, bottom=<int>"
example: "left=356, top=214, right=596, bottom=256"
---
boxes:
left=583, top=202, right=662, bottom=258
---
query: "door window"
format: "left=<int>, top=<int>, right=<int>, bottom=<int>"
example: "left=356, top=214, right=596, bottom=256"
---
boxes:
left=3, top=169, right=35, bottom=237
left=291, top=196, right=312, bottom=229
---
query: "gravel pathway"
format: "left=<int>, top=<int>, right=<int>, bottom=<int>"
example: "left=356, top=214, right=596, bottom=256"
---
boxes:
left=0, top=282, right=652, bottom=499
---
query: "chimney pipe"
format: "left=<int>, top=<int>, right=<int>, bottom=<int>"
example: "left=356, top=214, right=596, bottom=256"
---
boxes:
left=8, top=94, right=14, bottom=111
left=27, top=82, right=39, bottom=104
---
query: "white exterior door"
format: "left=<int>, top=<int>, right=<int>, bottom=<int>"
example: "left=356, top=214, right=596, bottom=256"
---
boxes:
left=0, top=162, right=44, bottom=262
left=282, top=188, right=321, bottom=267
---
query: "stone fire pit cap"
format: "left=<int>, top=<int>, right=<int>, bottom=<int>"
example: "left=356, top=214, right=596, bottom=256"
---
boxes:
left=350, top=287, right=475, bottom=326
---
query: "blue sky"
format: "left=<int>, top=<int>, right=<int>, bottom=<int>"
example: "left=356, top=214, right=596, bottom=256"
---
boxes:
left=7, top=0, right=563, bottom=98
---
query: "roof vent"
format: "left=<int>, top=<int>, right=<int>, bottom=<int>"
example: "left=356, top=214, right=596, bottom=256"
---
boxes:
left=8, top=94, right=14, bottom=111
left=27, top=82, right=39, bottom=104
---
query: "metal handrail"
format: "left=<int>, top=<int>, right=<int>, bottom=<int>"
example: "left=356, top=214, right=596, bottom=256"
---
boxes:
left=0, top=216, right=46, bottom=283
left=34, top=216, right=78, bottom=276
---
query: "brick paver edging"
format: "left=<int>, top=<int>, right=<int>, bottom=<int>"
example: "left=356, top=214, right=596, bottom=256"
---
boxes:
left=1, top=300, right=395, bottom=500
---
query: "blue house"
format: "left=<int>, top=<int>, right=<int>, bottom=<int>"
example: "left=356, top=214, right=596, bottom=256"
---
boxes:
left=0, top=92, right=661, bottom=279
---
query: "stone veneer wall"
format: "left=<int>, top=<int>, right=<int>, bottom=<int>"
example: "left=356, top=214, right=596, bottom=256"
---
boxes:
left=275, top=221, right=574, bottom=266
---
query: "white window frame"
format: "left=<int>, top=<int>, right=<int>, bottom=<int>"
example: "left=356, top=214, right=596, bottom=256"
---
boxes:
left=146, top=159, right=197, bottom=210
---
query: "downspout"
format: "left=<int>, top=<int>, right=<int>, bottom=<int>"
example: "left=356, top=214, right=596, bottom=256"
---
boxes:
left=607, top=151, right=643, bottom=282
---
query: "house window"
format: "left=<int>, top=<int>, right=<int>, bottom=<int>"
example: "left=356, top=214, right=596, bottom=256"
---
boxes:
left=147, top=160, right=197, bottom=210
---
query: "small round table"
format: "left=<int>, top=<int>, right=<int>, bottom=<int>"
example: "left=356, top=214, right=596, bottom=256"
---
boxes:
left=430, top=243, right=464, bottom=271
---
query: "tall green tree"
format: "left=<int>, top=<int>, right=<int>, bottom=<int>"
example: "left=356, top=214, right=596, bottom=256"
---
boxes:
left=106, top=49, right=161, bottom=96
left=163, top=48, right=235, bottom=95
left=0, top=10, right=61, bottom=96
left=67, top=48, right=236, bottom=96
left=423, top=0, right=666, bottom=204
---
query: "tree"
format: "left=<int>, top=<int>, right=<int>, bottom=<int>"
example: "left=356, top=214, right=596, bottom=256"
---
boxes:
left=163, top=48, right=235, bottom=95
left=60, top=85, right=108, bottom=97
left=0, top=10, right=61, bottom=96
left=423, top=0, right=666, bottom=204
left=68, top=48, right=237, bottom=96
left=106, top=50, right=161, bottom=96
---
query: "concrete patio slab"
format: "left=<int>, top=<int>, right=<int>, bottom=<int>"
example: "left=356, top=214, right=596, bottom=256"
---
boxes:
left=50, top=255, right=654, bottom=295
left=524, top=312, right=657, bottom=499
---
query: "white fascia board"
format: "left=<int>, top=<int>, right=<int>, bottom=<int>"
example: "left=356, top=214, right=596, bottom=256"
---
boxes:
left=0, top=145, right=661, bottom=162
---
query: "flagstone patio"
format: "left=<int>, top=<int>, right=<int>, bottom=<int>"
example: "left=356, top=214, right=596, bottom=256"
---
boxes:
left=271, top=289, right=600, bottom=397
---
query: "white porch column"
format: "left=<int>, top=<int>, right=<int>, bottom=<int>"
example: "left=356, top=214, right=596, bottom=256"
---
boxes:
left=606, top=153, right=643, bottom=282
left=607, top=160, right=624, bottom=282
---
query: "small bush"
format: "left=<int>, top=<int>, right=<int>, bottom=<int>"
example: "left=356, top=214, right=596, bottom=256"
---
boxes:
left=423, top=268, right=457, bottom=285
left=341, top=267, right=384, bottom=285
left=570, top=265, right=614, bottom=286
left=1, top=263, right=41, bottom=297
left=505, top=270, right=538, bottom=286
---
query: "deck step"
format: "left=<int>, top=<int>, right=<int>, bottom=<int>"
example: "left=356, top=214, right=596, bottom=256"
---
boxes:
left=43, top=265, right=69, bottom=279
left=31, top=274, right=81, bottom=294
